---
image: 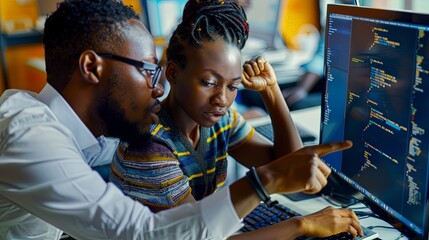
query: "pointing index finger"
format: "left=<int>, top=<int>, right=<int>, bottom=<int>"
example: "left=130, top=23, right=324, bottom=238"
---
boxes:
left=306, top=140, right=353, bottom=157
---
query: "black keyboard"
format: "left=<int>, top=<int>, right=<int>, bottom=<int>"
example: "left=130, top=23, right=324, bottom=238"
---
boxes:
left=254, top=123, right=317, bottom=143
left=242, top=201, right=300, bottom=232
left=243, top=202, right=378, bottom=240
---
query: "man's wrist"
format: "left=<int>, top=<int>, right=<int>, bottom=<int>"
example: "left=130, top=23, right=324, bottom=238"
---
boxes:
left=255, top=165, right=275, bottom=195
left=290, top=216, right=307, bottom=238
left=246, top=167, right=277, bottom=207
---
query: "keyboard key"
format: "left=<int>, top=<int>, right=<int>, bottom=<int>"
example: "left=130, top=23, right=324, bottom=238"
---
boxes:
left=242, top=202, right=297, bottom=233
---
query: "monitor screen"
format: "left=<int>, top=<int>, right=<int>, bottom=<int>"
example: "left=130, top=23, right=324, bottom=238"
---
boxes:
left=244, top=0, right=284, bottom=49
left=142, top=0, right=187, bottom=38
left=320, top=4, right=429, bottom=239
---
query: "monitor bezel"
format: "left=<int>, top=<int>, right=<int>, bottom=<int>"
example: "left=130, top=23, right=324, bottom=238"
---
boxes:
left=320, top=4, right=429, bottom=240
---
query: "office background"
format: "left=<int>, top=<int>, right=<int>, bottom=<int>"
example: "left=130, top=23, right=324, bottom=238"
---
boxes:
left=1, top=0, right=429, bottom=95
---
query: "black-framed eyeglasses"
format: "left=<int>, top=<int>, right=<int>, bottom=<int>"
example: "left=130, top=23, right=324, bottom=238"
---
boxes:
left=97, top=53, right=162, bottom=89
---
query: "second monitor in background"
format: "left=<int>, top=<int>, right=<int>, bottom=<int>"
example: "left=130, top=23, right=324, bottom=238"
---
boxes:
left=141, top=0, right=187, bottom=39
left=243, top=0, right=285, bottom=51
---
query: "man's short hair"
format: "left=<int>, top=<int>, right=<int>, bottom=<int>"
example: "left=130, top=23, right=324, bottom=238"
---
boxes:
left=43, top=0, right=140, bottom=91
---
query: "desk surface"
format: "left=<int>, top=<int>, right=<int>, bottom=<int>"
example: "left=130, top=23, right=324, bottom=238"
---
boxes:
left=247, top=105, right=321, bottom=145
left=290, top=106, right=321, bottom=138
left=249, top=106, right=408, bottom=240
left=272, top=194, right=407, bottom=240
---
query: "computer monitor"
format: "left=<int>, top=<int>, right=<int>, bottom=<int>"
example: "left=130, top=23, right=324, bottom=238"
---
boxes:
left=320, top=4, right=429, bottom=239
left=243, top=0, right=285, bottom=50
left=141, top=0, right=187, bottom=38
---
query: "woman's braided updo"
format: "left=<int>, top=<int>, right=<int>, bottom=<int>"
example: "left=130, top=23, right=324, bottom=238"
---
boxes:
left=166, top=0, right=249, bottom=68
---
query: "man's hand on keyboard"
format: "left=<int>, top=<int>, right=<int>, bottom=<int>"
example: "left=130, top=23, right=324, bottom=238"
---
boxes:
left=241, top=203, right=364, bottom=240
left=297, top=206, right=363, bottom=238
left=257, top=141, right=353, bottom=195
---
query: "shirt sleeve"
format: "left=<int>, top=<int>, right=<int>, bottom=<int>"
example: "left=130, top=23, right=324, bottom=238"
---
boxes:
left=0, top=103, right=242, bottom=239
left=227, top=108, right=255, bottom=150
left=90, top=137, right=120, bottom=167
left=110, top=141, right=192, bottom=208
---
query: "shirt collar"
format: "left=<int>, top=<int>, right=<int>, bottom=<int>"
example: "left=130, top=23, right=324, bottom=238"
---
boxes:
left=37, top=83, right=100, bottom=151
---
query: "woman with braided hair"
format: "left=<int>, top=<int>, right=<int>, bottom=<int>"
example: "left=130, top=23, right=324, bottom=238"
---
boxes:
left=110, top=0, right=363, bottom=239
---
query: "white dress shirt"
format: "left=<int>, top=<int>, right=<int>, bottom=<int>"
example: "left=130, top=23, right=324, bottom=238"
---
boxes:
left=0, top=84, right=243, bottom=240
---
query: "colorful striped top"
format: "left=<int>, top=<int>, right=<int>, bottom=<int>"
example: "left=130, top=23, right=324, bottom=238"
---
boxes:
left=110, top=108, right=254, bottom=207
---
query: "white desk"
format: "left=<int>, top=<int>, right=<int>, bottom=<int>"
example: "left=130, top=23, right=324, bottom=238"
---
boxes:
left=290, top=105, right=321, bottom=140
left=271, top=194, right=407, bottom=240
left=248, top=106, right=321, bottom=134
left=247, top=105, right=321, bottom=146
left=248, top=106, right=409, bottom=240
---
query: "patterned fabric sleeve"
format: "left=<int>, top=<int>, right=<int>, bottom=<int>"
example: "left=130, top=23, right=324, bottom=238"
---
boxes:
left=110, top=141, right=192, bottom=208
left=227, top=108, right=255, bottom=150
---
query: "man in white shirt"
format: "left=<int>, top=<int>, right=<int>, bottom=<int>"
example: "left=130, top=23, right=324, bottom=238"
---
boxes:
left=0, top=0, right=353, bottom=239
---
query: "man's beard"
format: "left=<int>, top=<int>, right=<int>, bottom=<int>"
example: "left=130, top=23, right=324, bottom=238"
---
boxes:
left=98, top=83, right=153, bottom=150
